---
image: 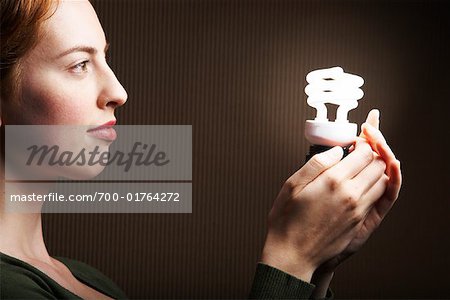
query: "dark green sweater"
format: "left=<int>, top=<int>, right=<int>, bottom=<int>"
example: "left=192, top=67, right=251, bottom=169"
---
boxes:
left=0, top=252, right=332, bottom=299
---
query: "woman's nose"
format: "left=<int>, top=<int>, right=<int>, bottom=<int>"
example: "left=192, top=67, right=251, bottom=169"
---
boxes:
left=97, top=66, right=128, bottom=109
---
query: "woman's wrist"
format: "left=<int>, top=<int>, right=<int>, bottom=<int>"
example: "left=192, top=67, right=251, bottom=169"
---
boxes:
left=260, top=238, right=317, bottom=283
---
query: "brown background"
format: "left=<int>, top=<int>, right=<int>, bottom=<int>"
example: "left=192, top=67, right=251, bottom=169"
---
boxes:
left=42, top=0, right=450, bottom=298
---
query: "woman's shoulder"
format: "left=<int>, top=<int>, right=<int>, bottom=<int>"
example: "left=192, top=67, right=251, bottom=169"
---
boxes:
left=1, top=252, right=128, bottom=299
left=0, top=257, right=60, bottom=299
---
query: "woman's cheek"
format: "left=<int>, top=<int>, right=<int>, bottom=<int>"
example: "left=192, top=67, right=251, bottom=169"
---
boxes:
left=20, top=90, right=83, bottom=124
left=22, top=77, right=96, bottom=125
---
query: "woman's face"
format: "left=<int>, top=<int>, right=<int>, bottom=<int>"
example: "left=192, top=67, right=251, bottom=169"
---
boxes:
left=3, top=0, right=127, bottom=126
left=2, top=0, right=128, bottom=180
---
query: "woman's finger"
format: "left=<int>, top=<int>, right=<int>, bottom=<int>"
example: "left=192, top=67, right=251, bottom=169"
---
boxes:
left=324, top=139, right=374, bottom=181
left=356, top=160, right=401, bottom=234
left=373, top=159, right=402, bottom=221
left=350, top=155, right=386, bottom=196
left=359, top=174, right=389, bottom=213
left=359, top=109, right=380, bottom=139
left=385, top=159, right=402, bottom=201
left=289, top=146, right=344, bottom=188
left=366, top=109, right=380, bottom=130
left=376, top=140, right=397, bottom=177
left=362, top=123, right=396, bottom=160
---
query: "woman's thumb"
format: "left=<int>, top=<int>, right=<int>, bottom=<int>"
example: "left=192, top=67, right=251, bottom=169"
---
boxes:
left=289, top=146, right=343, bottom=188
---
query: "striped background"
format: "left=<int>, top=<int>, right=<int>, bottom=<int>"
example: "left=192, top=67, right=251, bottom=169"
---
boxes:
left=42, top=0, right=450, bottom=298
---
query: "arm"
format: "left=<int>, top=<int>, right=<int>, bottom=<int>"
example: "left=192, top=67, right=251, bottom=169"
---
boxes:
left=310, top=270, right=333, bottom=299
left=248, top=263, right=315, bottom=299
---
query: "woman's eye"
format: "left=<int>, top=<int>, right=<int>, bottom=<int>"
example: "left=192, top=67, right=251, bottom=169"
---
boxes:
left=71, top=60, right=89, bottom=73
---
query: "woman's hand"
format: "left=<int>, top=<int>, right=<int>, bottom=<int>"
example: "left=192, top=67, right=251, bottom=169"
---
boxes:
left=311, top=110, right=402, bottom=298
left=260, top=134, right=387, bottom=283
left=315, top=110, right=402, bottom=274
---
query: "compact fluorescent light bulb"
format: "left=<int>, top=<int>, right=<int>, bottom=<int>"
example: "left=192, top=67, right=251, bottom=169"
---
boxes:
left=304, top=66, right=364, bottom=147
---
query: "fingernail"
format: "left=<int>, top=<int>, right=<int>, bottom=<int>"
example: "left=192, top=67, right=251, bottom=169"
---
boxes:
left=373, top=109, right=380, bottom=119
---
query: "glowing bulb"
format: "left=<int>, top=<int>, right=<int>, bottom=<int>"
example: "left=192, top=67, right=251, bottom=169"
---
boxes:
left=304, top=66, right=365, bottom=147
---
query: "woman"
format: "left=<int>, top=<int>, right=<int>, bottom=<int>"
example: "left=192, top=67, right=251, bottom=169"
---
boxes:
left=0, top=0, right=401, bottom=299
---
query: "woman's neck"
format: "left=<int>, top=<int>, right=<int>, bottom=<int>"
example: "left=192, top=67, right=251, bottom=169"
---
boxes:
left=0, top=160, right=53, bottom=264
left=0, top=210, right=52, bottom=264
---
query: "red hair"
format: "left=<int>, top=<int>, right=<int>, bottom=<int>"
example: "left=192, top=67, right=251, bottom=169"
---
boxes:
left=0, top=0, right=59, bottom=102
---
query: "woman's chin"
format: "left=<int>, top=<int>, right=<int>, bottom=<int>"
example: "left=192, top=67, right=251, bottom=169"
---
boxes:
left=59, top=165, right=107, bottom=180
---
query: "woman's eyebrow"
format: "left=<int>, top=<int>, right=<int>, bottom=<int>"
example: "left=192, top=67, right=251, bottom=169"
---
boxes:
left=55, top=42, right=110, bottom=59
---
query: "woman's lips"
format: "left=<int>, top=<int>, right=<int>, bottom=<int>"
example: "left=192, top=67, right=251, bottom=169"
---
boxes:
left=86, top=120, right=117, bottom=141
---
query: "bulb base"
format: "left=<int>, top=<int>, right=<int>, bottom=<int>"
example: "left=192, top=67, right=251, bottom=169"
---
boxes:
left=305, top=119, right=357, bottom=147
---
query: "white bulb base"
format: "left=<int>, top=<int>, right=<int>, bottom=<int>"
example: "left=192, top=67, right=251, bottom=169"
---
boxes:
left=305, top=119, right=357, bottom=147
